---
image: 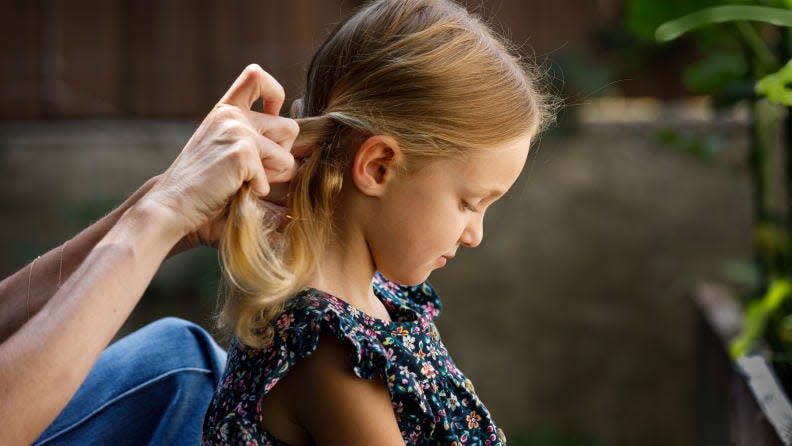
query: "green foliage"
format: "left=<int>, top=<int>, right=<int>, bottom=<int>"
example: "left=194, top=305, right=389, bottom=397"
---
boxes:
left=627, top=0, right=792, bottom=363
left=629, top=1, right=771, bottom=111
left=730, top=279, right=792, bottom=358
left=756, top=221, right=792, bottom=273
left=626, top=0, right=723, bottom=42
left=756, top=60, right=792, bottom=104
left=721, top=258, right=762, bottom=289
left=655, top=5, right=792, bottom=42
left=655, top=128, right=726, bottom=161
left=683, top=50, right=748, bottom=94
left=777, top=313, right=792, bottom=342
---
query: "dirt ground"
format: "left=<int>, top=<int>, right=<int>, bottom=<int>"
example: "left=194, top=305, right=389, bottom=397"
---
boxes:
left=0, top=115, right=754, bottom=445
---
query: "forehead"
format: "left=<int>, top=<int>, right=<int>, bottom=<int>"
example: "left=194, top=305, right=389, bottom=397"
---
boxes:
left=438, top=135, right=532, bottom=194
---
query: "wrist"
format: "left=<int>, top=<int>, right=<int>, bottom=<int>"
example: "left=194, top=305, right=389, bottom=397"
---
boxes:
left=121, top=197, right=190, bottom=248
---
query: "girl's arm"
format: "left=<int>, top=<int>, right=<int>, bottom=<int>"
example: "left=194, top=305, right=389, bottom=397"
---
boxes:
left=284, top=335, right=405, bottom=445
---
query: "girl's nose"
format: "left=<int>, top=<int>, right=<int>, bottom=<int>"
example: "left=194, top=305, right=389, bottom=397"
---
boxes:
left=459, top=214, right=484, bottom=248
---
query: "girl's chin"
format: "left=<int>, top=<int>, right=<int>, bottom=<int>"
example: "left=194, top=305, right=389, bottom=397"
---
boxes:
left=378, top=268, right=431, bottom=287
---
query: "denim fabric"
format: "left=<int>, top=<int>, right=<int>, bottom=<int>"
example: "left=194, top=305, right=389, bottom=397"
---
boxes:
left=34, top=317, right=227, bottom=446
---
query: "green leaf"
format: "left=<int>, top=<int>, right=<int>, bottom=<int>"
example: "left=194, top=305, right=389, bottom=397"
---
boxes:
left=730, top=279, right=792, bottom=359
left=626, top=0, right=722, bottom=42
left=656, top=5, right=792, bottom=42
left=756, top=59, right=792, bottom=105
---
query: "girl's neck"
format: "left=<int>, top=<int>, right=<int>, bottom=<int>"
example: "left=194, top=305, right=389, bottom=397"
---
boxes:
left=304, top=229, right=379, bottom=311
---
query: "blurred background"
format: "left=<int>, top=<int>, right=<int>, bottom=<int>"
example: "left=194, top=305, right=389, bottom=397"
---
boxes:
left=0, top=1, right=764, bottom=445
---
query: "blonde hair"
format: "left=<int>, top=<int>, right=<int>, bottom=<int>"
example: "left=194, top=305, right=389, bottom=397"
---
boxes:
left=218, top=0, right=556, bottom=348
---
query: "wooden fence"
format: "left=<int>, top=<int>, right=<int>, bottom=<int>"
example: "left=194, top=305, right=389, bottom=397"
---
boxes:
left=1, top=0, right=678, bottom=119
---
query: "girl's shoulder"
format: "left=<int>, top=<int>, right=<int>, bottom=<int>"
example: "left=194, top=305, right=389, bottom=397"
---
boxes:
left=203, top=274, right=507, bottom=446
left=265, top=271, right=442, bottom=379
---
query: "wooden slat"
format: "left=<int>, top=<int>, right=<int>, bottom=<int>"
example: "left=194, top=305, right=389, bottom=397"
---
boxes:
left=55, top=0, right=122, bottom=116
left=119, top=0, right=152, bottom=116
left=0, top=0, right=42, bottom=119
left=1, top=0, right=697, bottom=119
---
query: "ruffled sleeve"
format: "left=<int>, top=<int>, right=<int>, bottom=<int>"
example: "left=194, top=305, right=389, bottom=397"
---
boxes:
left=273, top=292, right=393, bottom=381
left=373, top=272, right=443, bottom=320
left=203, top=283, right=499, bottom=446
left=203, top=290, right=400, bottom=445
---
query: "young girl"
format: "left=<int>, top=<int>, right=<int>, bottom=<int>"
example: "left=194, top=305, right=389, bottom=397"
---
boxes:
left=202, top=0, right=554, bottom=444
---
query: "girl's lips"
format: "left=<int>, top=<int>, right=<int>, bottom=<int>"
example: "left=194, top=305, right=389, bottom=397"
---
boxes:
left=437, top=256, right=448, bottom=267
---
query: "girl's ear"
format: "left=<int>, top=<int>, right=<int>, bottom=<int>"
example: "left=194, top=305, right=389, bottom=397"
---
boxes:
left=351, top=135, right=402, bottom=197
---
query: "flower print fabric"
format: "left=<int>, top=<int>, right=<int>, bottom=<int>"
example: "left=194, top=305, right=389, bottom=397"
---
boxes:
left=202, top=271, right=507, bottom=445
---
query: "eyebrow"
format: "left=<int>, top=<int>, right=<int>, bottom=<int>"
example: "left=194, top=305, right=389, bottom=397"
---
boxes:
left=475, top=187, right=505, bottom=199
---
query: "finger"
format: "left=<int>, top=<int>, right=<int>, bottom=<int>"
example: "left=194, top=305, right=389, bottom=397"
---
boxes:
left=252, top=132, right=297, bottom=181
left=247, top=159, right=270, bottom=198
left=217, top=64, right=285, bottom=114
left=238, top=109, right=299, bottom=152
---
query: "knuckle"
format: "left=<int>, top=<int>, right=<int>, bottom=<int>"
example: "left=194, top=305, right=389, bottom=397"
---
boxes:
left=244, top=63, right=263, bottom=76
left=284, top=149, right=296, bottom=167
left=285, top=154, right=296, bottom=171
left=243, top=64, right=285, bottom=103
left=273, top=82, right=285, bottom=100
left=214, top=105, right=240, bottom=122
left=217, top=119, right=244, bottom=138
left=228, top=142, right=254, bottom=165
left=227, top=146, right=245, bottom=164
left=246, top=142, right=263, bottom=164
left=270, top=150, right=294, bottom=173
left=283, top=118, right=300, bottom=136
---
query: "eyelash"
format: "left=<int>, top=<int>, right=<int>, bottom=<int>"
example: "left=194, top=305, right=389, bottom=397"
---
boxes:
left=460, top=200, right=477, bottom=212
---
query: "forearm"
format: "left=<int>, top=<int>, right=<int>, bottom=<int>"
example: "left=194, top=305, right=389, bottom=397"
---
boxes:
left=0, top=176, right=158, bottom=342
left=0, top=199, right=186, bottom=445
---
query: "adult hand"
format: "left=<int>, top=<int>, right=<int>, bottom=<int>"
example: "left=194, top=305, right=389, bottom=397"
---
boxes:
left=146, top=64, right=300, bottom=250
left=0, top=64, right=306, bottom=446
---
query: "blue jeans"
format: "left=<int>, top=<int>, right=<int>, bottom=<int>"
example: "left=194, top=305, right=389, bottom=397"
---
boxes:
left=33, top=317, right=228, bottom=445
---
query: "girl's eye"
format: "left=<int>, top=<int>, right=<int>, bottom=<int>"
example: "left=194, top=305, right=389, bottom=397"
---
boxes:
left=460, top=200, right=477, bottom=212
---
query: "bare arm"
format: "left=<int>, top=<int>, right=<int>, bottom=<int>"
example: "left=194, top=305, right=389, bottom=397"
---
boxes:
left=0, top=64, right=300, bottom=445
left=0, top=199, right=186, bottom=445
left=285, top=335, right=405, bottom=445
left=0, top=176, right=160, bottom=343
left=0, top=175, right=209, bottom=343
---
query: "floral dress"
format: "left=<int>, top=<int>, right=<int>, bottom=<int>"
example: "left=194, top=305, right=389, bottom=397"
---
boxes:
left=202, top=271, right=507, bottom=445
